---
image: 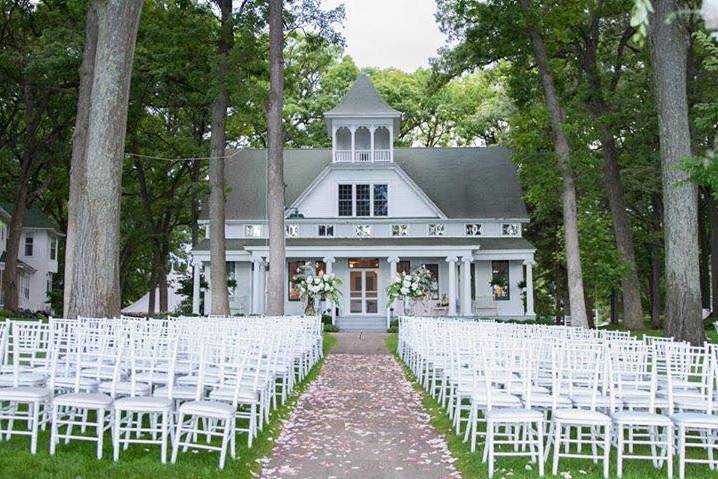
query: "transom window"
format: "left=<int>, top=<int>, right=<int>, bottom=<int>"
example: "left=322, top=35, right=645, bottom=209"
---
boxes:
left=428, top=224, right=446, bottom=236
left=49, top=237, right=57, bottom=260
left=245, top=225, right=262, bottom=237
left=318, top=224, right=334, bottom=237
left=337, top=183, right=388, bottom=217
left=392, top=224, right=408, bottom=236
left=354, top=224, right=372, bottom=237
left=285, top=224, right=298, bottom=237
left=465, top=224, right=482, bottom=236
left=502, top=223, right=521, bottom=237
left=349, top=258, right=380, bottom=269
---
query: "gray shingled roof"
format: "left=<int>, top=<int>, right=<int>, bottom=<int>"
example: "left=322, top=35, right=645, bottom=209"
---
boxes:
left=201, top=146, right=528, bottom=221
left=194, top=237, right=535, bottom=252
left=324, top=73, right=401, bottom=118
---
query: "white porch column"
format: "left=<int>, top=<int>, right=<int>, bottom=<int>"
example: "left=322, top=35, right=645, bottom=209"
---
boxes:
left=323, top=256, right=336, bottom=324
left=192, top=260, right=201, bottom=315
left=389, top=126, right=394, bottom=161
left=251, top=257, right=262, bottom=314
left=524, top=260, right=536, bottom=317
left=386, top=256, right=399, bottom=326
left=446, top=256, right=458, bottom=316
left=332, top=125, right=337, bottom=162
left=461, top=256, right=472, bottom=316
left=258, top=258, right=267, bottom=315
left=369, top=125, right=376, bottom=161
left=350, top=125, right=356, bottom=162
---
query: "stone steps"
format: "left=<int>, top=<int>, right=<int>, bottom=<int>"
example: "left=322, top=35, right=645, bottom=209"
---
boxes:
left=336, top=316, right=387, bottom=333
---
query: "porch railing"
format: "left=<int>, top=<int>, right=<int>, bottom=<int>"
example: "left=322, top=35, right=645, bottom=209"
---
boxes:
left=334, top=149, right=393, bottom=163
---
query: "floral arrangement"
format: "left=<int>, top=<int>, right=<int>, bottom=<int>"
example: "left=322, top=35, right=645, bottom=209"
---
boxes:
left=291, top=263, right=342, bottom=315
left=386, top=267, right=435, bottom=306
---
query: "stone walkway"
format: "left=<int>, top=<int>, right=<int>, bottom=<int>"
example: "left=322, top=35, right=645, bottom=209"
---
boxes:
left=260, top=334, right=461, bottom=479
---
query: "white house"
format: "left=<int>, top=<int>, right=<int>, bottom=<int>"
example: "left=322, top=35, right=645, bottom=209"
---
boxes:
left=191, top=73, right=536, bottom=329
left=0, top=204, right=61, bottom=313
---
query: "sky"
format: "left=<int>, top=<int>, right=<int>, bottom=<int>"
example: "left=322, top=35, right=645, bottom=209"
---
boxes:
left=320, top=0, right=447, bottom=72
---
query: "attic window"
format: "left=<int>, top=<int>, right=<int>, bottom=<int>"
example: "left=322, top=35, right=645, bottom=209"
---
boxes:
left=318, top=225, right=334, bottom=237
left=392, top=224, right=408, bottom=237
left=354, top=224, right=372, bottom=237
left=428, top=224, right=446, bottom=236
left=465, top=224, right=482, bottom=236
left=502, top=223, right=521, bottom=237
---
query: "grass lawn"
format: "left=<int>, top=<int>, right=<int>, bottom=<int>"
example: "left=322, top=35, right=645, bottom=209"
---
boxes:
left=387, top=326, right=717, bottom=479
left=0, top=333, right=337, bottom=479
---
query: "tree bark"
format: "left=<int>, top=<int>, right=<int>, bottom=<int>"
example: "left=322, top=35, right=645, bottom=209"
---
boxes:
left=2, top=185, right=28, bottom=311
left=650, top=244, right=662, bottom=328
left=64, top=2, right=98, bottom=318
left=64, top=0, right=144, bottom=318
left=698, top=189, right=710, bottom=308
left=649, top=0, right=704, bottom=344
left=266, top=0, right=286, bottom=315
left=709, top=194, right=718, bottom=315
left=208, top=0, right=233, bottom=316
left=518, top=0, right=588, bottom=327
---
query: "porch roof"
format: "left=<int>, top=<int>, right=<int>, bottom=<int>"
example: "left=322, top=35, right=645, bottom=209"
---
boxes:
left=193, top=237, right=535, bottom=253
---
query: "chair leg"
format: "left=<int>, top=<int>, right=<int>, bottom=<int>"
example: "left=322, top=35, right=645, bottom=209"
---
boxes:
left=537, top=420, right=545, bottom=477
left=160, top=411, right=168, bottom=464
left=171, top=412, right=184, bottom=464
left=552, top=422, right=561, bottom=476
left=603, top=424, right=611, bottom=479
left=113, top=409, right=121, bottom=462
left=49, top=403, right=58, bottom=455
left=96, top=408, right=105, bottom=460
left=30, top=402, right=39, bottom=455
left=678, top=425, right=686, bottom=479
left=617, top=424, right=624, bottom=478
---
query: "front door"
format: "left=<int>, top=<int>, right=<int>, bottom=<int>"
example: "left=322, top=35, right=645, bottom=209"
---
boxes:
left=349, top=269, right=379, bottom=315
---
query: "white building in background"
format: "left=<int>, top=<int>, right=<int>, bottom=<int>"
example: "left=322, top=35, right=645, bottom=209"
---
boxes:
left=191, top=73, right=536, bottom=330
left=0, top=204, right=61, bottom=313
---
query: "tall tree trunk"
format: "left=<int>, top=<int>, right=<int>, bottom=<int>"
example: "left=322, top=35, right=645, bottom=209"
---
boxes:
left=208, top=0, right=233, bottom=316
left=64, top=2, right=98, bottom=317
left=648, top=0, right=704, bottom=344
left=64, top=0, right=144, bottom=318
left=709, top=194, right=718, bottom=316
left=518, top=0, right=588, bottom=327
left=699, top=189, right=710, bottom=308
left=650, top=245, right=662, bottom=328
left=2, top=186, right=28, bottom=311
left=158, top=243, right=168, bottom=313
left=266, top=0, right=286, bottom=315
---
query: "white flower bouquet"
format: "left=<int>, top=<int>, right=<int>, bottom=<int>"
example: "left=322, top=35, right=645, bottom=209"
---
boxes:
left=386, top=266, right=434, bottom=306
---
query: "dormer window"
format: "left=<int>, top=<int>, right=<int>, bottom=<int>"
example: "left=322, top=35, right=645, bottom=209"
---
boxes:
left=338, top=183, right=388, bottom=217
left=318, top=225, right=334, bottom=237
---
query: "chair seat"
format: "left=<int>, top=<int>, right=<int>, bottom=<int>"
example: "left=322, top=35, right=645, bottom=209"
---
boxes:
left=525, top=392, right=572, bottom=408
left=208, top=386, right=260, bottom=403
left=570, top=393, right=616, bottom=408
left=134, top=372, right=170, bottom=383
left=54, top=392, right=112, bottom=408
left=0, top=373, right=46, bottom=387
left=0, top=386, right=50, bottom=401
left=179, top=400, right=234, bottom=419
left=114, top=396, right=172, bottom=412
left=472, top=391, right=522, bottom=407
left=98, top=381, right=151, bottom=396
left=553, top=408, right=611, bottom=425
left=673, top=396, right=718, bottom=411
left=612, top=411, right=672, bottom=426
left=486, top=408, right=544, bottom=422
left=620, top=395, right=669, bottom=410
left=154, top=385, right=199, bottom=400
left=53, top=376, right=100, bottom=390
left=671, top=412, right=718, bottom=427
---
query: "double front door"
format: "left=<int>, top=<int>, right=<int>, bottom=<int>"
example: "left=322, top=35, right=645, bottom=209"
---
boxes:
left=349, top=269, right=379, bottom=315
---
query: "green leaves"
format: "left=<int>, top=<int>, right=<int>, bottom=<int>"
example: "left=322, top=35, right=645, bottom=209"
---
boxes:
left=630, top=0, right=654, bottom=44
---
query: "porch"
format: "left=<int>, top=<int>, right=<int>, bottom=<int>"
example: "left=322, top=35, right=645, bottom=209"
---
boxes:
left=190, top=238, right=537, bottom=324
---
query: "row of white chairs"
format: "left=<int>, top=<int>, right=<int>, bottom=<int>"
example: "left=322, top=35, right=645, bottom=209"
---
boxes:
left=0, top=315, right=322, bottom=469
left=399, top=317, right=718, bottom=479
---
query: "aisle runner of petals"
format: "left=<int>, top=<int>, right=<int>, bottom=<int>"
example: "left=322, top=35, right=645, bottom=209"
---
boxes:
left=260, top=354, right=461, bottom=478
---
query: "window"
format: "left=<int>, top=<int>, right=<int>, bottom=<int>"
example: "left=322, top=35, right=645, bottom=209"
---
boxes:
left=392, top=224, right=408, bottom=237
left=428, top=224, right=446, bottom=236
left=502, top=223, right=521, bottom=237
left=354, top=224, right=371, bottom=237
left=338, top=184, right=353, bottom=216
left=288, top=260, right=326, bottom=301
left=285, top=224, right=298, bottom=237
left=22, top=276, right=29, bottom=300
left=318, top=224, right=334, bottom=237
left=465, top=224, right=482, bottom=236
left=245, top=225, right=262, bottom=237
left=396, top=260, right=411, bottom=275
left=348, top=258, right=380, bottom=269
left=355, top=184, right=371, bottom=216
left=24, top=233, right=34, bottom=256
left=373, top=184, right=388, bottom=216
left=337, top=183, right=388, bottom=217
left=424, top=263, right=440, bottom=300
left=491, top=260, right=510, bottom=300
left=49, top=237, right=57, bottom=260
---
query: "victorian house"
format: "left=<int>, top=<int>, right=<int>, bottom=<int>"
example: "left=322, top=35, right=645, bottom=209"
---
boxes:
left=191, top=73, right=536, bottom=330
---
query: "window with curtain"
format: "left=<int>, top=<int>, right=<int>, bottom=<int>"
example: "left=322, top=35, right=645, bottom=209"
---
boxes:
left=396, top=260, right=411, bottom=275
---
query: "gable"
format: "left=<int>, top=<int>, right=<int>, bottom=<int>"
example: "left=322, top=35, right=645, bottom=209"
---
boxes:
left=290, top=165, right=444, bottom=219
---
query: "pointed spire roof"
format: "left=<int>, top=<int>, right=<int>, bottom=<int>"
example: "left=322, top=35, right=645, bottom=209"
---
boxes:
left=324, top=72, right=401, bottom=117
